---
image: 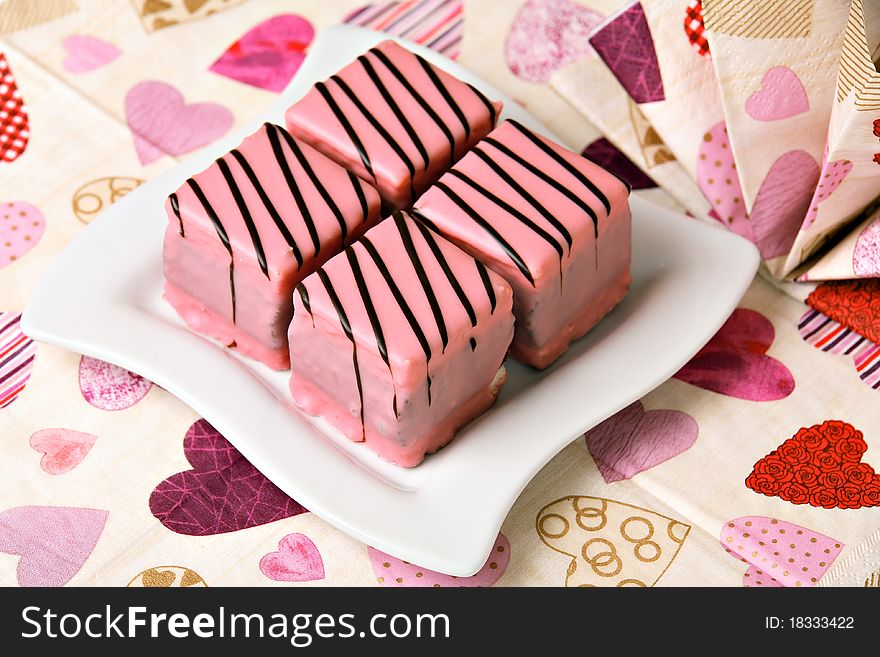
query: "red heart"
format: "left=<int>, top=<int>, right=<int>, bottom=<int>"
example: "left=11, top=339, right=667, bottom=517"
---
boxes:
left=0, top=53, right=30, bottom=164
left=684, top=0, right=710, bottom=57
left=673, top=308, right=795, bottom=401
left=149, top=419, right=306, bottom=535
left=746, top=420, right=880, bottom=509
left=807, top=279, right=880, bottom=345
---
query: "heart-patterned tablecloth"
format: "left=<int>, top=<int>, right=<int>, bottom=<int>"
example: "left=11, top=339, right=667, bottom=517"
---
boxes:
left=1, top=0, right=879, bottom=588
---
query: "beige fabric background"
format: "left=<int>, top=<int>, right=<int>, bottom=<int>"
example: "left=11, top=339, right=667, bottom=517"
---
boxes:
left=1, top=0, right=878, bottom=587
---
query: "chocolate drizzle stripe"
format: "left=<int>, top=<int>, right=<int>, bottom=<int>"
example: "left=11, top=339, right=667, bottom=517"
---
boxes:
left=315, top=81, right=375, bottom=182
left=345, top=247, right=389, bottom=366
left=169, top=193, right=184, bottom=237
left=508, top=119, right=612, bottom=216
left=265, top=123, right=322, bottom=256
left=447, top=168, right=563, bottom=265
left=432, top=181, right=535, bottom=286
left=345, top=246, right=397, bottom=417
left=415, top=53, right=470, bottom=139
left=316, top=268, right=365, bottom=441
left=350, top=171, right=369, bottom=228
left=482, top=135, right=599, bottom=239
left=186, top=177, right=236, bottom=323
left=358, top=55, right=429, bottom=170
left=359, top=237, right=432, bottom=361
left=368, top=47, right=457, bottom=166
left=229, top=148, right=303, bottom=269
left=393, top=211, right=449, bottom=350
left=273, top=123, right=351, bottom=243
left=330, top=74, right=418, bottom=202
left=216, top=156, right=269, bottom=278
left=412, top=219, right=477, bottom=327
left=466, top=82, right=497, bottom=126
left=471, top=146, right=573, bottom=250
left=296, top=282, right=311, bottom=315
left=296, top=283, right=314, bottom=328
left=475, top=259, right=496, bottom=313
left=360, top=236, right=433, bottom=406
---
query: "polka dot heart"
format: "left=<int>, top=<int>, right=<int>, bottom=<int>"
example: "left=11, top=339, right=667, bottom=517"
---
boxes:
left=721, top=517, right=843, bottom=587
left=369, top=534, right=509, bottom=587
left=0, top=52, right=30, bottom=164
left=0, top=201, right=44, bottom=268
left=695, top=121, right=753, bottom=243
left=78, top=355, right=153, bottom=411
left=802, top=146, right=852, bottom=229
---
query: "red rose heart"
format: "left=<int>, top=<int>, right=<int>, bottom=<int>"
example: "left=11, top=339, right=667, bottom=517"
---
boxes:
left=807, top=279, right=880, bottom=345
left=746, top=420, right=880, bottom=509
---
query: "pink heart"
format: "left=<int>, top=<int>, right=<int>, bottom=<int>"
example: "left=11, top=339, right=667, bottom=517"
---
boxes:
left=30, top=428, right=96, bottom=475
left=150, top=419, right=306, bottom=535
left=585, top=401, right=698, bottom=483
left=674, top=308, right=795, bottom=401
left=1, top=201, right=44, bottom=269
left=853, top=213, right=880, bottom=276
left=696, top=121, right=754, bottom=242
left=505, top=0, right=604, bottom=83
left=124, top=81, right=233, bottom=165
left=0, top=310, right=36, bottom=409
left=749, top=149, right=820, bottom=259
left=745, top=67, right=809, bottom=121
left=721, top=516, right=843, bottom=587
left=369, top=533, right=509, bottom=587
left=742, top=565, right=784, bottom=587
left=209, top=15, right=314, bottom=92
left=0, top=506, right=108, bottom=586
left=61, top=35, right=121, bottom=74
left=803, top=145, right=852, bottom=229
left=79, top=355, right=152, bottom=411
left=260, top=533, right=325, bottom=582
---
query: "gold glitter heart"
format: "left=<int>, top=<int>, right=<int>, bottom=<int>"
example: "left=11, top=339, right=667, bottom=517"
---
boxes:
left=141, top=568, right=176, bottom=587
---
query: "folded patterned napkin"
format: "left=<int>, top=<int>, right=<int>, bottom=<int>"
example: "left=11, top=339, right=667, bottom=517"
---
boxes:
left=550, top=0, right=880, bottom=282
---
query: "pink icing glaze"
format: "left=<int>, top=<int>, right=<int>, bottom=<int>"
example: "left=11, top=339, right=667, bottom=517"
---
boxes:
left=163, top=123, right=381, bottom=369
left=284, top=40, right=502, bottom=209
left=288, top=212, right=514, bottom=467
left=415, top=120, right=631, bottom=368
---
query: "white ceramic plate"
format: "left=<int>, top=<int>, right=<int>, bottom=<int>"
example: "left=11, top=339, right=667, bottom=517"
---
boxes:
left=22, top=25, right=759, bottom=576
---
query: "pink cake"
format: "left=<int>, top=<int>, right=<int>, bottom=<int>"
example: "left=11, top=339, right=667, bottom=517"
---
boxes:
left=288, top=211, right=514, bottom=467
left=163, top=122, right=382, bottom=370
left=414, top=119, right=631, bottom=369
left=284, top=40, right=502, bottom=210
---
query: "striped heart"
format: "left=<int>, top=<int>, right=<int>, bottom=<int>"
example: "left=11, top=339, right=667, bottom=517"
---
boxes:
left=344, top=0, right=463, bottom=59
left=799, top=308, right=880, bottom=390
left=0, top=311, right=36, bottom=409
